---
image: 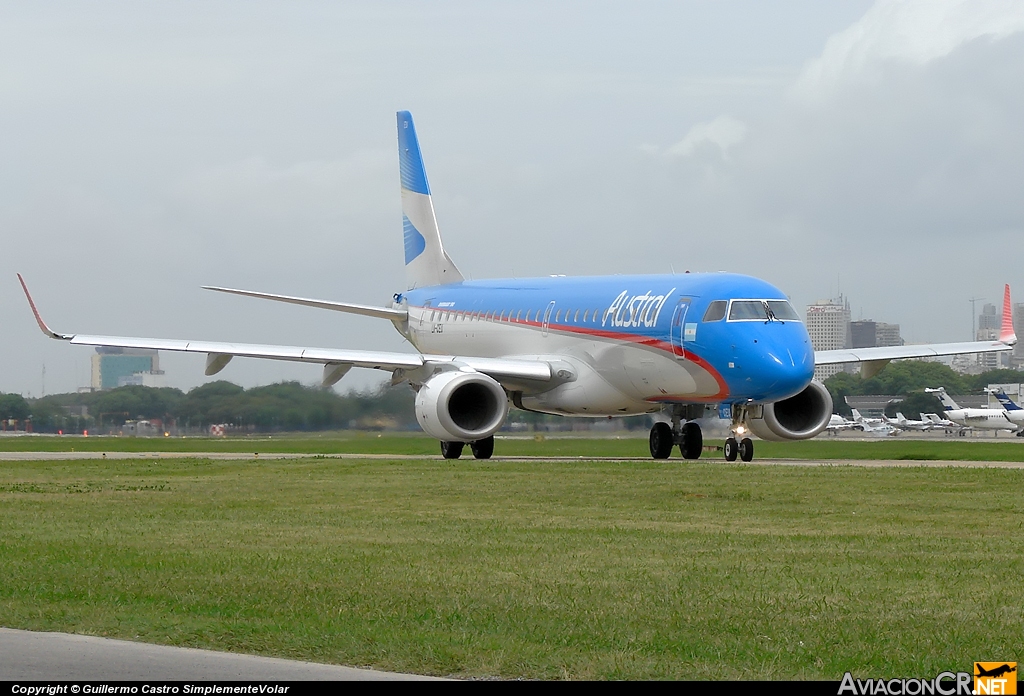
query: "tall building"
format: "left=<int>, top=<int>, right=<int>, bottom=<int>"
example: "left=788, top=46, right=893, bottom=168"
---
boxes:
left=90, top=348, right=164, bottom=390
left=976, top=303, right=1003, bottom=370
left=806, top=296, right=850, bottom=380
left=850, top=320, right=876, bottom=349
left=1013, top=302, right=1024, bottom=369
left=850, top=320, right=903, bottom=349
left=875, top=322, right=903, bottom=347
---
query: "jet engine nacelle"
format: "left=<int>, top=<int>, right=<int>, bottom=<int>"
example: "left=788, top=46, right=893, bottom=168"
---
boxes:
left=743, top=380, right=833, bottom=441
left=414, top=370, right=509, bottom=442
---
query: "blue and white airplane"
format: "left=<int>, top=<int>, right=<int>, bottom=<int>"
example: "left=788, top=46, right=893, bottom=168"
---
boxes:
left=18, top=111, right=1017, bottom=462
left=990, top=389, right=1024, bottom=436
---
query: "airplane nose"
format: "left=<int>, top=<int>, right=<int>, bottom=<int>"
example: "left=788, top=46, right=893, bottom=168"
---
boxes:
left=753, top=339, right=814, bottom=399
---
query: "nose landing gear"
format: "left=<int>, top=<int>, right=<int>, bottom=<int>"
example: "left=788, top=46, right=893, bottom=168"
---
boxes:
left=727, top=405, right=755, bottom=462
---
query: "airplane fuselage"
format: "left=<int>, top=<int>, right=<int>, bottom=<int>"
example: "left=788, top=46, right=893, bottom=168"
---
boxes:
left=400, top=272, right=815, bottom=416
left=944, top=408, right=1018, bottom=431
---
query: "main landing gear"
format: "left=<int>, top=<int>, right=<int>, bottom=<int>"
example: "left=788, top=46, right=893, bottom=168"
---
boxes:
left=440, top=435, right=494, bottom=460
left=649, top=405, right=704, bottom=460
left=649, top=404, right=756, bottom=462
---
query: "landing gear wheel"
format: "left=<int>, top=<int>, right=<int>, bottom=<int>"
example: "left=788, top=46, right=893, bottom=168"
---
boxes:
left=724, top=437, right=738, bottom=462
left=440, top=441, right=464, bottom=459
left=738, top=437, right=754, bottom=462
left=680, top=422, right=703, bottom=460
left=649, top=422, right=673, bottom=459
left=470, top=435, right=494, bottom=459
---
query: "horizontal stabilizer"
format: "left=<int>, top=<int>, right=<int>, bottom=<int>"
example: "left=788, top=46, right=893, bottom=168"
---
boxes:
left=203, top=286, right=407, bottom=321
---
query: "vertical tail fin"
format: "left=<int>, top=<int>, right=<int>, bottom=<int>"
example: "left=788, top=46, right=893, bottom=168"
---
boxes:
left=1000, top=283, right=1017, bottom=345
left=397, top=111, right=463, bottom=289
left=994, top=390, right=1023, bottom=411
left=925, top=387, right=960, bottom=411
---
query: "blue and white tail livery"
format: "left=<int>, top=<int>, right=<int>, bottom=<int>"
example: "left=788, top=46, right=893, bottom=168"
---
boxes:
left=993, top=390, right=1023, bottom=411
left=18, top=111, right=1018, bottom=462
left=398, top=111, right=463, bottom=289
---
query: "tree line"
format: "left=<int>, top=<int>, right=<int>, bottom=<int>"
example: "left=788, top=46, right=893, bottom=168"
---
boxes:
left=2, top=362, right=1020, bottom=433
left=823, top=363, right=1024, bottom=418
left=1, top=381, right=417, bottom=433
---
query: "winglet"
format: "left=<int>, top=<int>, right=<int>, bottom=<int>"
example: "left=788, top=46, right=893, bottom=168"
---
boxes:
left=17, top=274, right=73, bottom=340
left=1000, top=283, right=1016, bottom=345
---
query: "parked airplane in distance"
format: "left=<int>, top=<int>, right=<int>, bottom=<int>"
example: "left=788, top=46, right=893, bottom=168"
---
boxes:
left=925, top=387, right=1019, bottom=433
left=18, top=112, right=1018, bottom=461
left=990, top=389, right=1024, bottom=436
left=825, top=413, right=858, bottom=434
left=851, top=408, right=884, bottom=427
left=850, top=409, right=899, bottom=436
left=921, top=412, right=967, bottom=433
left=883, top=412, right=935, bottom=432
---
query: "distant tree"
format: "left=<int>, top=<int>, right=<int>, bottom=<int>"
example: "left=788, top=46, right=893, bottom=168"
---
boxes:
left=0, top=393, right=30, bottom=421
left=966, top=368, right=1024, bottom=391
left=860, top=361, right=967, bottom=395
left=92, top=385, right=184, bottom=425
left=883, top=391, right=947, bottom=419
left=26, top=398, right=68, bottom=432
left=176, top=381, right=245, bottom=427
left=823, top=371, right=861, bottom=417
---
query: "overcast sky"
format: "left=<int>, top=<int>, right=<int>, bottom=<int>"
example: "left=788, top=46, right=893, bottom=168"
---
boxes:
left=3, top=0, right=1023, bottom=397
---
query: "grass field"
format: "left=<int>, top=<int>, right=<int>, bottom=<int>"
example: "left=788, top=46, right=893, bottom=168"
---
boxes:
left=1, top=454, right=1021, bottom=679
left=1, top=431, right=1024, bottom=461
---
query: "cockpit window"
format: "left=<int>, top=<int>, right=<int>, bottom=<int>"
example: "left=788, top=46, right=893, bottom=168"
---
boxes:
left=728, top=299, right=801, bottom=322
left=767, top=300, right=800, bottom=321
left=702, top=300, right=727, bottom=322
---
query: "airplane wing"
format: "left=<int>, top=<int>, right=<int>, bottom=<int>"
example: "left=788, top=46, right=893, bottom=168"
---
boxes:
left=818, top=283, right=1016, bottom=378
left=18, top=275, right=551, bottom=387
left=815, top=340, right=1013, bottom=378
left=202, top=286, right=408, bottom=321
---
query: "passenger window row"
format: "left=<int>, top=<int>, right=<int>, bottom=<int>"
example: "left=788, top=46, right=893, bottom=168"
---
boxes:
left=428, top=307, right=605, bottom=324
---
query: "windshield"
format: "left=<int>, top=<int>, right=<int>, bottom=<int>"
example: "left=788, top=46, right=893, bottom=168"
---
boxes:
left=728, top=299, right=801, bottom=322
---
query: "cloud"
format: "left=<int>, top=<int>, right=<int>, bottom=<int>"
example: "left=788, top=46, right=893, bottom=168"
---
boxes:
left=666, top=115, right=748, bottom=159
left=794, top=0, right=1024, bottom=99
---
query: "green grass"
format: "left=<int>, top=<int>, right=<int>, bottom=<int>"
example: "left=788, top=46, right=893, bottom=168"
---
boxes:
left=1, top=456, right=1021, bottom=679
left=1, top=432, right=1023, bottom=462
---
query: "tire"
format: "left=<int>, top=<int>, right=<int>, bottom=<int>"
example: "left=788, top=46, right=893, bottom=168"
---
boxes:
left=724, top=437, right=738, bottom=461
left=738, top=437, right=754, bottom=462
left=470, top=435, right=494, bottom=459
left=649, top=422, right=673, bottom=459
left=440, top=441, right=464, bottom=459
left=680, top=422, right=703, bottom=459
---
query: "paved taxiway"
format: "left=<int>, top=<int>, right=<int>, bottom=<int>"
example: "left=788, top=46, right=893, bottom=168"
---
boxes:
left=0, top=628, right=444, bottom=680
left=0, top=451, right=1022, bottom=468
